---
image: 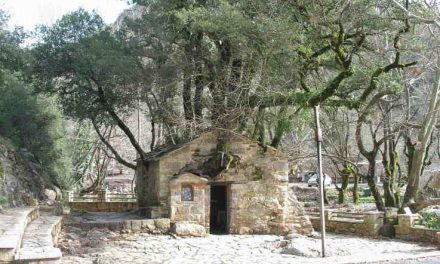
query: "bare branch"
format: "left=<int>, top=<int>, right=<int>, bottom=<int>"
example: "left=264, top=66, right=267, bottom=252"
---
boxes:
left=92, top=119, right=136, bottom=170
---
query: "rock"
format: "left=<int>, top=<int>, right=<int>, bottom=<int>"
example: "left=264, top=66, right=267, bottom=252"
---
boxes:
left=307, top=231, right=320, bottom=238
left=66, top=233, right=80, bottom=240
left=171, top=222, right=207, bottom=237
left=284, top=232, right=303, bottom=240
left=53, top=186, right=63, bottom=200
left=88, top=239, right=103, bottom=248
left=44, top=188, right=57, bottom=201
left=239, top=227, right=250, bottom=234
left=282, top=234, right=350, bottom=257
left=122, top=220, right=131, bottom=230
left=154, top=219, right=171, bottom=230
left=120, top=229, right=132, bottom=234
left=131, top=220, right=142, bottom=232
left=142, top=219, right=156, bottom=231
left=282, top=237, right=322, bottom=257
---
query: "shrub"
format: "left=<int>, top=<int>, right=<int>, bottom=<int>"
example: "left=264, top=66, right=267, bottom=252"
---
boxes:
left=418, top=212, right=440, bottom=229
left=361, top=187, right=371, bottom=197
left=0, top=195, right=7, bottom=205
left=326, top=188, right=338, bottom=199
left=0, top=74, right=71, bottom=189
left=358, top=196, right=375, bottom=204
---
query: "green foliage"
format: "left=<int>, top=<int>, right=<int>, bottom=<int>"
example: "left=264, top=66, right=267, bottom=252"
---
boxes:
left=418, top=212, right=440, bottom=229
left=224, top=153, right=237, bottom=170
left=37, top=8, right=104, bottom=45
left=0, top=74, right=71, bottom=188
left=0, top=11, right=71, bottom=189
left=362, top=187, right=372, bottom=197
left=217, top=138, right=232, bottom=153
left=355, top=187, right=377, bottom=203
left=358, top=196, right=376, bottom=204
left=68, top=121, right=98, bottom=187
left=120, top=0, right=417, bottom=149
left=325, top=188, right=338, bottom=199
left=0, top=10, right=27, bottom=81
left=32, top=9, right=142, bottom=122
left=251, top=167, right=263, bottom=181
left=0, top=195, right=6, bottom=205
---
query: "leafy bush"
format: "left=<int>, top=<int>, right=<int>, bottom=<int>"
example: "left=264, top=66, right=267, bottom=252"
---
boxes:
left=0, top=74, right=71, bottom=188
left=418, top=212, right=440, bottom=229
left=358, top=196, right=375, bottom=204
left=326, top=188, right=338, bottom=199
left=361, top=187, right=371, bottom=197
left=0, top=195, right=7, bottom=205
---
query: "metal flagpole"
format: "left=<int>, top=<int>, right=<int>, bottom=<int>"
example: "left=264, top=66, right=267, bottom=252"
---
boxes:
left=314, top=105, right=326, bottom=257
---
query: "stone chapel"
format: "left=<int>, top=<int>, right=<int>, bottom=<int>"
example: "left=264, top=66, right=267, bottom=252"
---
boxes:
left=135, top=129, right=313, bottom=235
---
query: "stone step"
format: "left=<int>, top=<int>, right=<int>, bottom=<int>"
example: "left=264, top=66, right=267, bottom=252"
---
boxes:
left=14, top=247, right=61, bottom=264
left=15, top=213, right=63, bottom=264
left=0, top=207, right=39, bottom=262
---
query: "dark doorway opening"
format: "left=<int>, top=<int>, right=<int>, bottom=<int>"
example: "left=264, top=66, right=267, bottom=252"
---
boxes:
left=210, top=185, right=228, bottom=234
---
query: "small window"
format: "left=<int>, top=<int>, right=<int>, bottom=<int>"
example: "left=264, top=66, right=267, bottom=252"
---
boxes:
left=181, top=185, right=194, bottom=201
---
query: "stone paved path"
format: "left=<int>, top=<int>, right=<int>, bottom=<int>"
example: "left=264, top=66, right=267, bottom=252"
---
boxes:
left=60, top=231, right=440, bottom=264
left=15, top=211, right=63, bottom=263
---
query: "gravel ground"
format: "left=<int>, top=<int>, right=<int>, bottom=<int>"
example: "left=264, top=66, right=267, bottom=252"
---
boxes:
left=59, top=227, right=440, bottom=264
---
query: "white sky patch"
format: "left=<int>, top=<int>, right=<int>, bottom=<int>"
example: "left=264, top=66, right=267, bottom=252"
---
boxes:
left=0, top=0, right=131, bottom=31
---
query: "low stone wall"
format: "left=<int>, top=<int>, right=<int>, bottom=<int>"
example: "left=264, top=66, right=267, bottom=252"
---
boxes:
left=0, top=207, right=39, bottom=262
left=51, top=217, right=63, bottom=246
left=66, top=218, right=171, bottom=234
left=395, top=214, right=440, bottom=244
left=310, top=209, right=384, bottom=237
left=68, top=202, right=138, bottom=212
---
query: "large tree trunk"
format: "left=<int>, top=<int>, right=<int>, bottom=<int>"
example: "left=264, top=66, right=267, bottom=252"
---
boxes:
left=355, top=92, right=393, bottom=211
left=382, top=148, right=398, bottom=207
left=337, top=165, right=350, bottom=204
left=403, top=68, right=440, bottom=207
left=93, top=83, right=147, bottom=160
left=210, top=40, right=231, bottom=128
left=183, top=43, right=194, bottom=122
left=271, top=106, right=289, bottom=148
left=366, top=159, right=385, bottom=211
left=135, top=160, right=151, bottom=216
left=194, top=32, right=204, bottom=120
left=353, top=171, right=359, bottom=204
left=253, top=107, right=266, bottom=145
left=381, top=98, right=399, bottom=208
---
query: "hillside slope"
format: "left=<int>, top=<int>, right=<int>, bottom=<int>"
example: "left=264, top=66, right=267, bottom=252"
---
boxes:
left=0, top=142, right=58, bottom=208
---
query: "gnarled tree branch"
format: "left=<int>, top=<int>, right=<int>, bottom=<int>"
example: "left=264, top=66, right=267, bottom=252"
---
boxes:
left=92, top=119, right=136, bottom=170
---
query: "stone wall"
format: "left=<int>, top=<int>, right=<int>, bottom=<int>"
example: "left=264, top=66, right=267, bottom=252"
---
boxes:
left=66, top=218, right=171, bottom=234
left=68, top=202, right=138, bottom=212
left=395, top=214, right=440, bottom=244
left=169, top=173, right=208, bottom=227
left=157, top=133, right=218, bottom=205
left=310, top=210, right=384, bottom=237
left=212, top=140, right=313, bottom=235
